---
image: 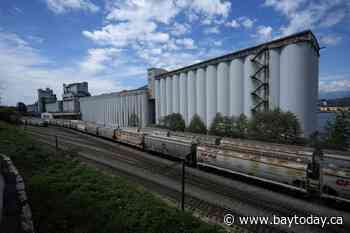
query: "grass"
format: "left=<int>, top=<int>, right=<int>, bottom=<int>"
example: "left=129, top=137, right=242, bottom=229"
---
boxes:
left=0, top=121, right=226, bottom=233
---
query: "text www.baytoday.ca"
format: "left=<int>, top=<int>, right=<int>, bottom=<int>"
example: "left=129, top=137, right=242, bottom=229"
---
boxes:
left=224, top=214, right=343, bottom=228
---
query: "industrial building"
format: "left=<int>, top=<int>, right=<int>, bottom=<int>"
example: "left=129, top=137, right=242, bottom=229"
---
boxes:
left=27, top=102, right=38, bottom=113
left=62, top=82, right=90, bottom=112
left=27, top=82, right=90, bottom=117
left=151, top=30, right=319, bottom=136
left=37, top=88, right=57, bottom=113
left=80, top=87, right=149, bottom=127
left=76, top=30, right=319, bottom=135
left=45, top=100, right=63, bottom=113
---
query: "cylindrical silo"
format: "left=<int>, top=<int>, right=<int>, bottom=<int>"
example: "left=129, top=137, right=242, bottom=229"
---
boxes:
left=179, top=72, right=188, bottom=124
left=160, top=78, right=166, bottom=119
left=217, top=62, right=229, bottom=116
left=269, top=49, right=280, bottom=110
left=196, top=68, right=206, bottom=123
left=166, top=76, right=172, bottom=115
left=229, top=59, right=244, bottom=116
left=187, top=70, right=196, bottom=123
left=244, top=55, right=254, bottom=118
left=173, top=74, right=180, bottom=113
left=280, top=42, right=318, bottom=136
left=206, top=64, right=217, bottom=128
left=154, top=79, right=161, bottom=124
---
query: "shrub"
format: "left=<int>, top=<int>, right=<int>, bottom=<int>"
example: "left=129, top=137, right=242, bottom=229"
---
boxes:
left=323, top=110, right=350, bottom=150
left=0, top=106, right=17, bottom=123
left=248, top=108, right=301, bottom=144
left=187, top=114, right=207, bottom=134
left=160, top=113, right=186, bottom=131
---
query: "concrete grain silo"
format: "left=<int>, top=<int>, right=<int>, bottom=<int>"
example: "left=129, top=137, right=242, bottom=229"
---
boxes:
left=196, top=68, right=206, bottom=123
left=151, top=30, right=319, bottom=136
left=229, top=59, right=244, bottom=116
left=173, top=74, right=180, bottom=114
left=166, top=76, right=172, bottom=115
left=280, top=42, right=319, bottom=135
left=187, top=70, right=196, bottom=123
left=179, top=72, right=188, bottom=124
left=217, top=62, right=229, bottom=116
left=206, top=65, right=217, bottom=127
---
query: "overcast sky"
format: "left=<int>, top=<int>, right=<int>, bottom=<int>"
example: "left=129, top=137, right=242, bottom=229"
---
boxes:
left=0, top=0, right=349, bottom=105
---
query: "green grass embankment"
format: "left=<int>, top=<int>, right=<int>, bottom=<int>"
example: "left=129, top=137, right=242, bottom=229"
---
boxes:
left=0, top=122, right=225, bottom=233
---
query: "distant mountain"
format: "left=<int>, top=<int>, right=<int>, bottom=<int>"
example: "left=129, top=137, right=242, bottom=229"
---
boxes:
left=319, top=91, right=350, bottom=100
left=319, top=97, right=350, bottom=107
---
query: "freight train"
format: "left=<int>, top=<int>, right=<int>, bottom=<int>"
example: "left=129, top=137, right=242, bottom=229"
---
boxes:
left=22, top=117, right=350, bottom=203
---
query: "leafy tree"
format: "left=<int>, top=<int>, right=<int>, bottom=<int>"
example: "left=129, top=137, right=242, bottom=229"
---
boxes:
left=230, top=114, right=248, bottom=138
left=209, top=113, right=249, bottom=138
left=323, top=110, right=350, bottom=150
left=248, top=108, right=301, bottom=144
left=209, top=113, right=227, bottom=136
left=16, top=102, right=27, bottom=113
left=160, top=113, right=186, bottom=131
left=187, top=114, right=207, bottom=134
left=128, top=113, right=140, bottom=127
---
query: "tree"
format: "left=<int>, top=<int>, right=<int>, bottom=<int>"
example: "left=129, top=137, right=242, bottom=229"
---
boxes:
left=17, top=102, right=27, bottom=113
left=230, top=114, right=248, bottom=138
left=187, top=114, right=207, bottom=134
left=323, top=110, right=350, bottom=150
left=209, top=113, right=227, bottom=136
left=128, top=113, right=140, bottom=127
left=248, top=108, right=301, bottom=144
left=160, top=113, right=186, bottom=131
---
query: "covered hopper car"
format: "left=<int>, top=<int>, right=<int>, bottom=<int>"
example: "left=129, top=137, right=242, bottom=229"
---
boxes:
left=23, top=118, right=350, bottom=202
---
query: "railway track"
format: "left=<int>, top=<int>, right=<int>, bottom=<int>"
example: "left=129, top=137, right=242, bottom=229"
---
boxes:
left=24, top=126, right=350, bottom=233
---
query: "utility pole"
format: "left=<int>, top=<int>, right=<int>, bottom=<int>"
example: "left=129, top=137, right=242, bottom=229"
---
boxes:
left=181, top=159, right=185, bottom=211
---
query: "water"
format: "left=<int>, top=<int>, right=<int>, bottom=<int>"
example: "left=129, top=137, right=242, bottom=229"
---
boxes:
left=317, top=112, right=336, bottom=133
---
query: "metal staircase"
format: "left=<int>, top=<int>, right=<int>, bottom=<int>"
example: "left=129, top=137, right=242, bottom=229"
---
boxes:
left=250, top=47, right=269, bottom=114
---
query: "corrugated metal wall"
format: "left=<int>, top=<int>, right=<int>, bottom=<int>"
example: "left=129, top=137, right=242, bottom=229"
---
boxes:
left=154, top=41, right=318, bottom=135
left=80, top=90, right=149, bottom=127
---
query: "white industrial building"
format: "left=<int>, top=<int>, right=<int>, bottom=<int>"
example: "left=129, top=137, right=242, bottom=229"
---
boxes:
left=79, top=30, right=319, bottom=136
left=152, top=30, right=319, bottom=136
left=80, top=87, right=150, bottom=127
